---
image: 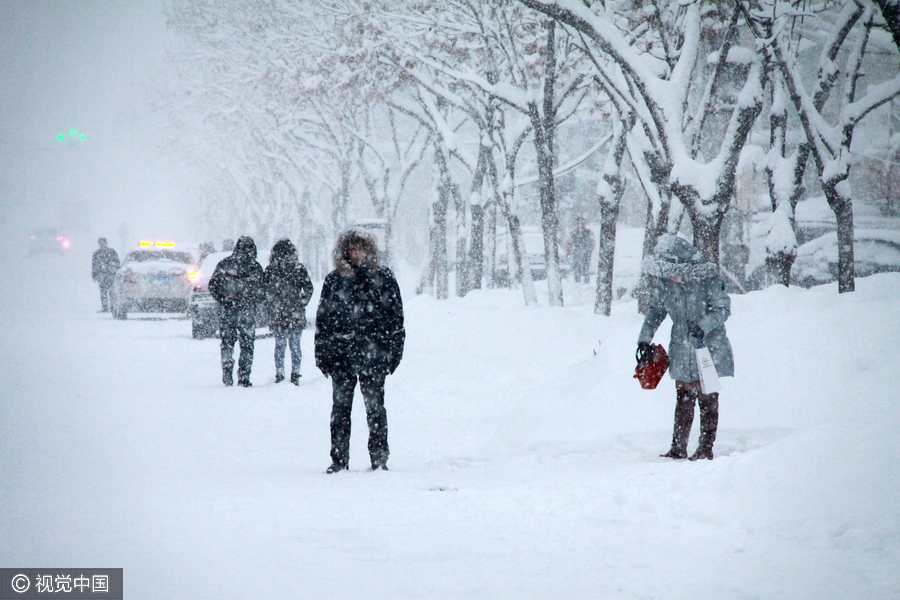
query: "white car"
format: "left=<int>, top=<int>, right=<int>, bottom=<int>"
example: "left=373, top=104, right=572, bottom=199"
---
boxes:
left=111, top=243, right=200, bottom=320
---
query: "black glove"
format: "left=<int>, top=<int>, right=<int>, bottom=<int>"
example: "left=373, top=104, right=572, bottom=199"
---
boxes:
left=636, top=342, right=654, bottom=366
left=689, top=323, right=704, bottom=340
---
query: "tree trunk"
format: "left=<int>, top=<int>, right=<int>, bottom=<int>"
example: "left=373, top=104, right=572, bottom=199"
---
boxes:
left=825, top=179, right=856, bottom=293
left=594, top=113, right=631, bottom=315
left=485, top=198, right=497, bottom=289
left=765, top=252, right=794, bottom=286
left=486, top=142, right=537, bottom=306
left=595, top=197, right=619, bottom=316
left=531, top=19, right=563, bottom=307
left=690, top=212, right=724, bottom=266
left=469, top=203, right=484, bottom=290
left=454, top=181, right=468, bottom=297
left=418, top=151, right=452, bottom=299
left=466, top=146, right=488, bottom=291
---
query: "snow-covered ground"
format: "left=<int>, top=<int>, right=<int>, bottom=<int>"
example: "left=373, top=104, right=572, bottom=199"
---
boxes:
left=1, top=235, right=899, bottom=599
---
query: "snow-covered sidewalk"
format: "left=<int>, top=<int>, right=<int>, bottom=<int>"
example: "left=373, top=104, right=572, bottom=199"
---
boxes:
left=2, top=247, right=898, bottom=599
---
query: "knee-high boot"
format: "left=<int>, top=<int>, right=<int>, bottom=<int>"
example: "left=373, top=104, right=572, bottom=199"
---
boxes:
left=689, top=392, right=719, bottom=461
left=661, top=389, right=697, bottom=459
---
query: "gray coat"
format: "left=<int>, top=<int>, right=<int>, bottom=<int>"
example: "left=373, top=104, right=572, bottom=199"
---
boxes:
left=638, top=235, right=734, bottom=382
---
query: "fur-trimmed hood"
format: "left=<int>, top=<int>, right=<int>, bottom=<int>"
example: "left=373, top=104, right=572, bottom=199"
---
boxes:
left=642, top=233, right=718, bottom=283
left=333, top=229, right=380, bottom=278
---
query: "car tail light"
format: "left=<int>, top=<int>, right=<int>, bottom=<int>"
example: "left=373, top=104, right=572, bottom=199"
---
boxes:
left=62, top=239, right=71, bottom=249
left=193, top=284, right=202, bottom=293
left=56, top=236, right=63, bottom=241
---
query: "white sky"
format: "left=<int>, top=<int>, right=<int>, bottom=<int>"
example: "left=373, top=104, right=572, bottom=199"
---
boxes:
left=0, top=1, right=194, bottom=248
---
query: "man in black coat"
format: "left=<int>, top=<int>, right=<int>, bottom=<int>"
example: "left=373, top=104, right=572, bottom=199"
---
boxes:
left=566, top=218, right=595, bottom=283
left=315, top=229, right=405, bottom=473
left=91, top=238, right=120, bottom=312
left=265, top=239, right=314, bottom=385
left=209, top=236, right=265, bottom=387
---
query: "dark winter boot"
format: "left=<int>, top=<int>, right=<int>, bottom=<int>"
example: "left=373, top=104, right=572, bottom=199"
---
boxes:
left=661, top=389, right=697, bottom=459
left=237, top=380, right=252, bottom=388
left=290, top=373, right=300, bottom=385
left=275, top=374, right=284, bottom=383
left=689, top=392, right=719, bottom=461
left=223, top=370, right=233, bottom=387
left=326, top=462, right=348, bottom=474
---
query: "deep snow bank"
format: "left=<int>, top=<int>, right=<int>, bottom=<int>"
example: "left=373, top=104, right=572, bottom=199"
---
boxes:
left=1, top=241, right=898, bottom=599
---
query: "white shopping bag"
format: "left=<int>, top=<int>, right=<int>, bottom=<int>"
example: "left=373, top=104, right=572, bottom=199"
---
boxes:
left=695, top=343, right=722, bottom=394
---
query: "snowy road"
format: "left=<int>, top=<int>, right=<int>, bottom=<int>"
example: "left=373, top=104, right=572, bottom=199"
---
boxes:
left=2, top=243, right=899, bottom=599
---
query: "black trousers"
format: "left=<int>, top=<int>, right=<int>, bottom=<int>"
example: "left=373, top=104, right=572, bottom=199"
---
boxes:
left=98, top=281, right=113, bottom=312
left=220, top=311, right=255, bottom=383
left=330, top=368, right=389, bottom=468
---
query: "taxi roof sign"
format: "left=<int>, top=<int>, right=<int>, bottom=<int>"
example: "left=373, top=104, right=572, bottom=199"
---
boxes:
left=139, top=241, right=175, bottom=247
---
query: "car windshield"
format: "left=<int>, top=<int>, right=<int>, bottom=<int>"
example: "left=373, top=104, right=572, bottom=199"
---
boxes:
left=125, top=250, right=193, bottom=264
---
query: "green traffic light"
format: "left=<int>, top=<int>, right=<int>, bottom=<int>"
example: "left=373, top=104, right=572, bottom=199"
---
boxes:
left=80, top=135, right=86, bottom=141
left=69, top=129, right=77, bottom=136
left=58, top=134, right=65, bottom=141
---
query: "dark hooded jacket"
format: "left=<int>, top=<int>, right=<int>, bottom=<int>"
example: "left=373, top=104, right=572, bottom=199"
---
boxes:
left=638, top=234, right=734, bottom=381
left=92, top=247, right=120, bottom=285
left=265, top=239, right=314, bottom=332
left=209, top=236, right=265, bottom=315
left=315, top=230, right=405, bottom=376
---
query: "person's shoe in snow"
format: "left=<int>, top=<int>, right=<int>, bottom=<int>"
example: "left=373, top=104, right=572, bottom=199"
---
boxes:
left=370, top=461, right=388, bottom=471
left=688, top=447, right=714, bottom=461
left=223, top=372, right=233, bottom=386
left=326, top=463, right=348, bottom=474
left=275, top=374, right=284, bottom=383
left=237, top=380, right=252, bottom=388
left=290, top=373, right=300, bottom=385
left=660, top=447, right=687, bottom=459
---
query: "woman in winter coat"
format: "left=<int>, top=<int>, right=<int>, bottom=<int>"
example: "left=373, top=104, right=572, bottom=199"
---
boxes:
left=637, top=234, right=734, bottom=461
left=315, top=229, right=405, bottom=473
left=265, top=239, right=314, bottom=385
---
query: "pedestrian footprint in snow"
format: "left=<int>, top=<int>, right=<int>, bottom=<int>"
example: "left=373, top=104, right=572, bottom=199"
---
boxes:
left=636, top=234, right=734, bottom=461
left=264, top=239, right=314, bottom=385
left=209, top=236, right=265, bottom=387
left=315, top=229, right=405, bottom=473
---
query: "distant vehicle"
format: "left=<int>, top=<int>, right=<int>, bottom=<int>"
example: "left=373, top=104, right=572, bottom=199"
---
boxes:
left=189, top=250, right=270, bottom=339
left=791, top=229, right=900, bottom=288
left=495, top=226, right=570, bottom=284
left=111, top=242, right=199, bottom=320
left=29, top=228, right=71, bottom=255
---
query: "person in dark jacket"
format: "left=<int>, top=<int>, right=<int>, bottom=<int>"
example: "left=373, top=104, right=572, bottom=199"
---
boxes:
left=91, top=238, right=120, bottom=312
left=209, top=236, right=265, bottom=387
left=637, top=234, right=734, bottom=461
left=567, top=218, right=595, bottom=283
left=315, top=229, right=405, bottom=473
left=265, top=239, right=314, bottom=385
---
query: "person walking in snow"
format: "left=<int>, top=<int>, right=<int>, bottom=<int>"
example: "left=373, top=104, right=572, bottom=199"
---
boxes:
left=315, top=229, right=405, bottom=473
left=265, top=239, right=314, bottom=385
left=209, top=236, right=265, bottom=387
left=92, top=238, right=120, bottom=312
left=567, top=218, right=595, bottom=283
left=636, top=233, right=734, bottom=461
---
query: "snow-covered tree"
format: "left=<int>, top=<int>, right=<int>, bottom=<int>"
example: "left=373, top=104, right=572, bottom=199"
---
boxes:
left=751, top=0, right=900, bottom=293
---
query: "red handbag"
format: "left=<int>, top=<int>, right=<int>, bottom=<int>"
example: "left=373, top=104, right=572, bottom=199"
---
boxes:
left=634, top=343, right=669, bottom=389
